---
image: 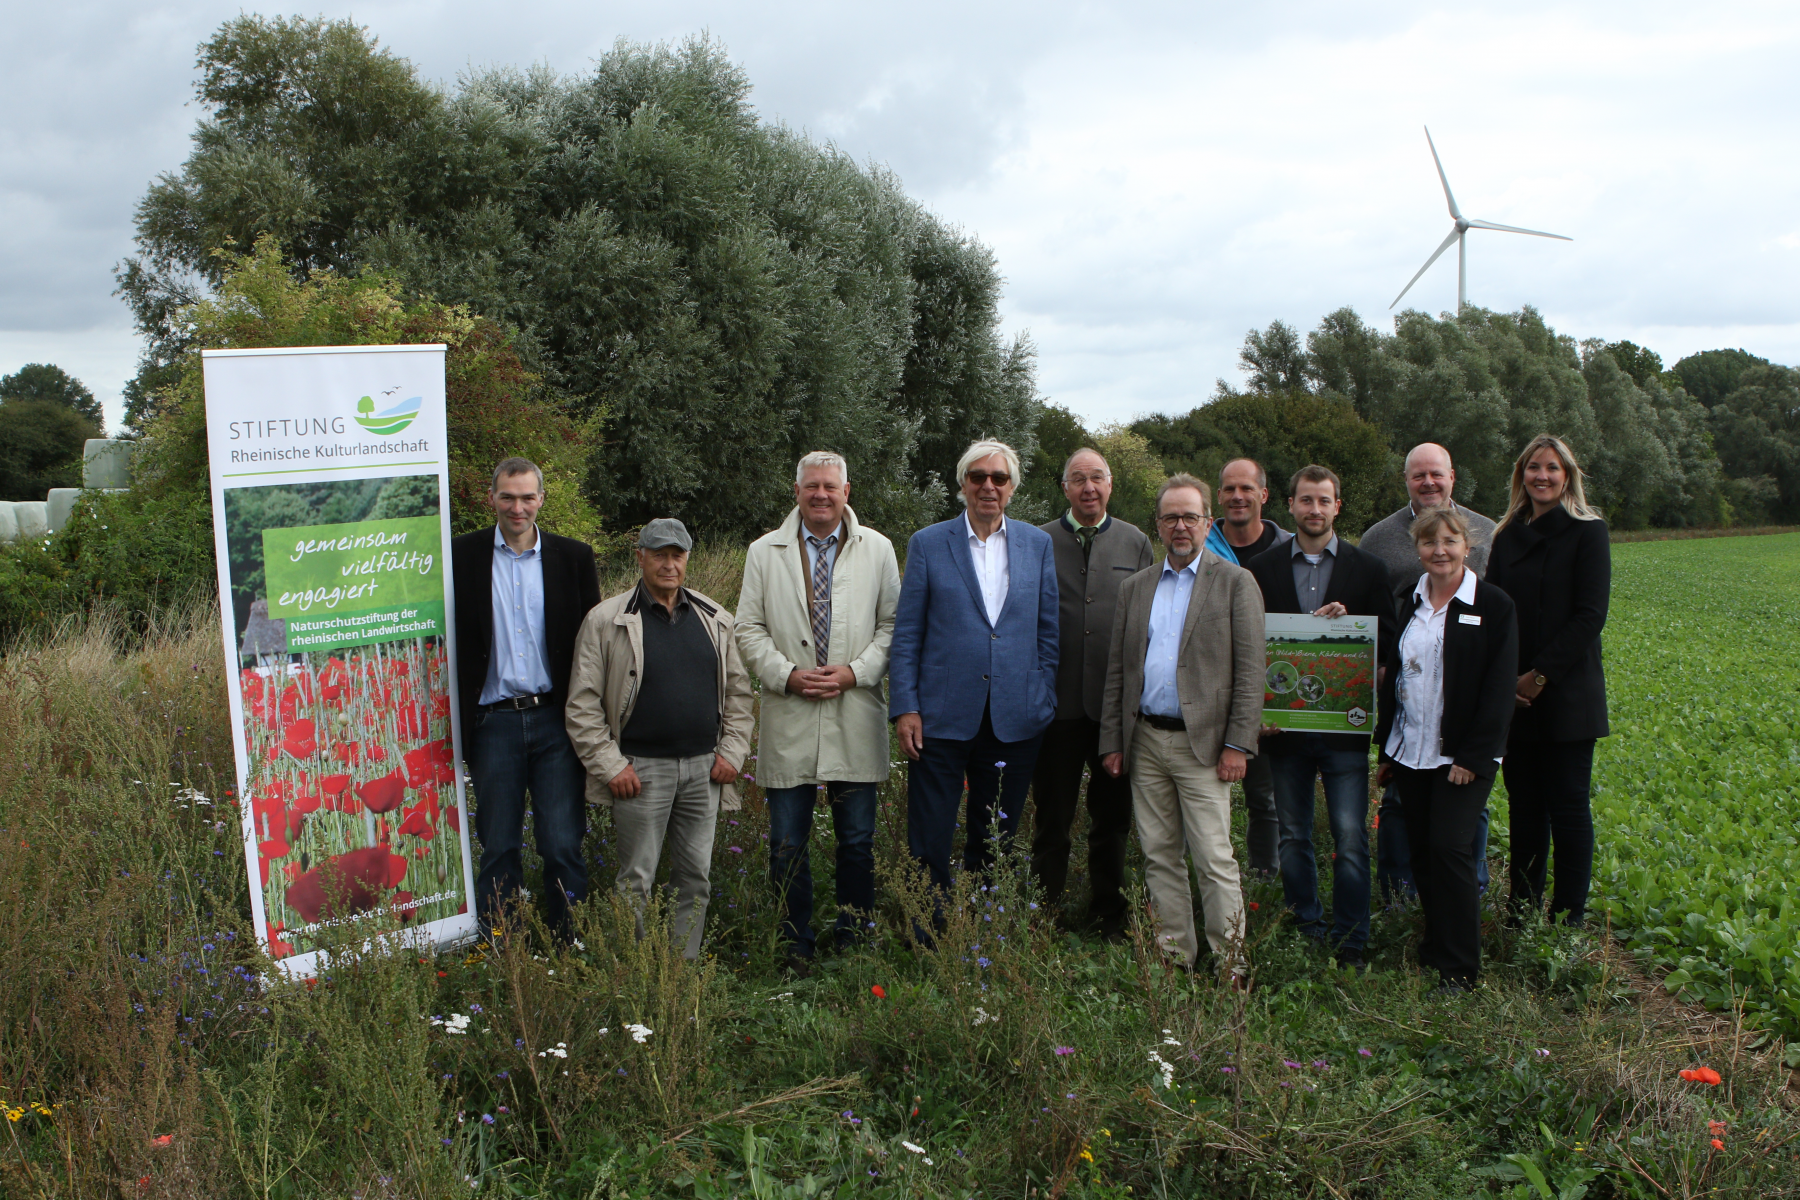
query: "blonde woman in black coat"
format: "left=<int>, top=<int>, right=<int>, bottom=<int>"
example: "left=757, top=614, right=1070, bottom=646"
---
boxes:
left=1486, top=435, right=1610, bottom=926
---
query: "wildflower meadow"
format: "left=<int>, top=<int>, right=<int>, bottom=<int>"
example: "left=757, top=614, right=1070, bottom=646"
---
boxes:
left=1, top=538, right=1798, bottom=1198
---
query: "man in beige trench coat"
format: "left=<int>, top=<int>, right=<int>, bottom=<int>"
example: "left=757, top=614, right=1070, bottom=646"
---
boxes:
left=736, top=452, right=901, bottom=973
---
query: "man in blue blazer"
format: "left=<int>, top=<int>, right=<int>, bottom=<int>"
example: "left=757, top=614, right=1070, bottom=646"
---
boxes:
left=890, top=439, right=1060, bottom=897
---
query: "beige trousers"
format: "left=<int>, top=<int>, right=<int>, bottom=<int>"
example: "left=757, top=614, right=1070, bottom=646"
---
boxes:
left=1130, top=721, right=1246, bottom=970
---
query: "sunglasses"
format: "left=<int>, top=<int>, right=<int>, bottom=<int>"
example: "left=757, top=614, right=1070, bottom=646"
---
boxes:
left=965, top=470, right=1012, bottom=487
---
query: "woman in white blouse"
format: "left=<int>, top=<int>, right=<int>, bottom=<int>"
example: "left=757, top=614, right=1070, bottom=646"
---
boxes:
left=1374, top=506, right=1518, bottom=993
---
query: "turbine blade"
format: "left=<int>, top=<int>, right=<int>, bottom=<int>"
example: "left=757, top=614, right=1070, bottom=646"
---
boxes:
left=1391, top=227, right=1462, bottom=309
left=1464, top=218, right=1572, bottom=241
left=1424, top=126, right=1462, bottom=220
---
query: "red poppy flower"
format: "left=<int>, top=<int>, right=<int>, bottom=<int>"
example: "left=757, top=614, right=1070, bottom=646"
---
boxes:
left=281, top=719, right=317, bottom=760
left=445, top=805, right=461, bottom=834
left=320, top=774, right=352, bottom=797
left=267, top=922, right=294, bottom=957
left=285, top=809, right=307, bottom=841
left=403, top=744, right=436, bottom=788
left=292, top=789, right=320, bottom=816
left=356, top=769, right=407, bottom=814
left=397, top=808, right=435, bottom=839
left=1711, top=1138, right=1724, bottom=1150
left=871, top=985, right=887, bottom=999
left=259, top=837, right=291, bottom=861
left=1680, top=1066, right=1722, bottom=1085
left=285, top=846, right=400, bottom=923
left=366, top=745, right=388, bottom=763
left=333, top=741, right=362, bottom=766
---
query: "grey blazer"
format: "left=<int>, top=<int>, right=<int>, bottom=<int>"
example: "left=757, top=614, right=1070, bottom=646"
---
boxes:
left=1039, top=514, right=1155, bottom=722
left=1098, top=548, right=1267, bottom=771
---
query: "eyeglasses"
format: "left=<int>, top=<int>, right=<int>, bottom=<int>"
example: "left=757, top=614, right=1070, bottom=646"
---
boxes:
left=965, top=470, right=1012, bottom=487
left=1064, top=472, right=1111, bottom=486
left=1157, top=512, right=1207, bottom=528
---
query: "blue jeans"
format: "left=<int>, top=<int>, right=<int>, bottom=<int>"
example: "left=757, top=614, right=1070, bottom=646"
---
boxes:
left=469, top=705, right=588, bottom=940
left=907, top=704, right=1044, bottom=897
left=1269, top=735, right=1372, bottom=954
left=1377, top=782, right=1489, bottom=903
left=765, top=782, right=878, bottom=958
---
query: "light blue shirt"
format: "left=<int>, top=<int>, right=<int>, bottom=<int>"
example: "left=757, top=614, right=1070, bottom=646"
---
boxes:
left=479, top=524, right=552, bottom=704
left=1139, top=556, right=1198, bottom=718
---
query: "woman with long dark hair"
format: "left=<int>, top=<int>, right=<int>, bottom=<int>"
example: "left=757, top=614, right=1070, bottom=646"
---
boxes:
left=1486, top=435, right=1610, bottom=926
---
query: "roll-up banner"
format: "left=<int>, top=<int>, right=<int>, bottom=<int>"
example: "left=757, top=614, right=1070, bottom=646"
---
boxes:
left=203, top=345, right=475, bottom=978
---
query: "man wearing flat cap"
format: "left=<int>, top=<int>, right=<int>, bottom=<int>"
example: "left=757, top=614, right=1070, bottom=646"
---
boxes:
left=565, top=518, right=755, bottom=958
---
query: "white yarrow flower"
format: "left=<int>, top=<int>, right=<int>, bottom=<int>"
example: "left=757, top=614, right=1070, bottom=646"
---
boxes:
left=627, top=1023, right=653, bottom=1043
left=902, top=1141, right=925, bottom=1154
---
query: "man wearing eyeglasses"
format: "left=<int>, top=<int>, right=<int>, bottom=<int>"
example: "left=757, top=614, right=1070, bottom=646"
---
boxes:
left=1100, top=474, right=1266, bottom=982
left=890, top=439, right=1061, bottom=908
left=1031, top=448, right=1153, bottom=940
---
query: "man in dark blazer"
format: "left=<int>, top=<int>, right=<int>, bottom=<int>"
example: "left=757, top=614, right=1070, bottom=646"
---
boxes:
left=1246, top=465, right=1397, bottom=969
left=890, top=439, right=1060, bottom=902
left=451, top=457, right=601, bottom=941
left=1031, top=447, right=1154, bottom=939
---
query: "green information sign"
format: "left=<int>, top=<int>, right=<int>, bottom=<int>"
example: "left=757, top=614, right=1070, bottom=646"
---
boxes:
left=1262, top=613, right=1378, bottom=733
left=262, top=515, right=445, bottom=652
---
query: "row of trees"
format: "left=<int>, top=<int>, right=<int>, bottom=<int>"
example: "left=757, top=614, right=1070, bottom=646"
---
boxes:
left=119, top=17, right=1037, bottom=540
left=0, top=364, right=104, bottom=502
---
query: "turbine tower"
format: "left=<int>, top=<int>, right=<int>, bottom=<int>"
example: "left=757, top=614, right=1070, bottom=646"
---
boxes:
left=1391, top=126, right=1571, bottom=312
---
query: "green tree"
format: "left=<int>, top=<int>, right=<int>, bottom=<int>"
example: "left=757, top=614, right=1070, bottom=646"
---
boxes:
left=1602, top=340, right=1664, bottom=387
left=1672, top=348, right=1769, bottom=409
left=0, top=363, right=104, bottom=430
left=1709, top=364, right=1800, bottom=521
left=0, top=401, right=101, bottom=501
left=118, top=18, right=1037, bottom=541
left=1134, top=391, right=1399, bottom=537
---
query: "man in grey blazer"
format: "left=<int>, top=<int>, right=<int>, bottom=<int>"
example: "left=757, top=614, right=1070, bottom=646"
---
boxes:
left=1031, top=447, right=1154, bottom=939
left=1100, top=474, right=1266, bottom=980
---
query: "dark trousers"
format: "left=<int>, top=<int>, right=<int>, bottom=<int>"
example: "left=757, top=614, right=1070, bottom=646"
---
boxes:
left=1239, top=749, right=1280, bottom=875
left=765, top=782, right=878, bottom=958
left=1029, top=717, right=1134, bottom=930
left=1504, top=739, right=1597, bottom=925
left=908, top=705, right=1045, bottom=895
left=1269, top=736, right=1371, bottom=953
left=1377, top=784, right=1491, bottom=903
left=470, top=705, right=588, bottom=940
left=1392, top=763, right=1493, bottom=986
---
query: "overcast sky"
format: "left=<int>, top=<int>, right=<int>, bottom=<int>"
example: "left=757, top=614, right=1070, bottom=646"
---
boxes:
left=3, top=0, right=1796, bottom=433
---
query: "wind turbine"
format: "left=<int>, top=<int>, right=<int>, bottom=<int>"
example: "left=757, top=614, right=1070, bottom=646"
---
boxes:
left=1391, top=126, right=1571, bottom=312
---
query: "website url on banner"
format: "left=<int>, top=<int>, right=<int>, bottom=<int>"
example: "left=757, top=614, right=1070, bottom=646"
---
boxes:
left=297, top=889, right=459, bottom=935
left=288, top=611, right=438, bottom=646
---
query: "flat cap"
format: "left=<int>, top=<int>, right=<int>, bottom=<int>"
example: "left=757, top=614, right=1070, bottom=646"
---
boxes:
left=638, top=517, right=692, bottom=551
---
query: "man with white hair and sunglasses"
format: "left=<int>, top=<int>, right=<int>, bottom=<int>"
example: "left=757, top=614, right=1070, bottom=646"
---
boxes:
left=889, top=439, right=1060, bottom=914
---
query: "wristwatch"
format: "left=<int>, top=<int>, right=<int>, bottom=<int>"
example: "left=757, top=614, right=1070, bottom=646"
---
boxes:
left=1533, top=674, right=1547, bottom=687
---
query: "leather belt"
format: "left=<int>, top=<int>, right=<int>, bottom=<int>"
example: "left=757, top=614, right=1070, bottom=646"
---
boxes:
left=481, top=693, right=551, bottom=712
left=1137, top=711, right=1186, bottom=732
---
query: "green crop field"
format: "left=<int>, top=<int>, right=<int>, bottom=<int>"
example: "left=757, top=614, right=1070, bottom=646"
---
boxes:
left=1575, top=533, right=1800, bottom=1035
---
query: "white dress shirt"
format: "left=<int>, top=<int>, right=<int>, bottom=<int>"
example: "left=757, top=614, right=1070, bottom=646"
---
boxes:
left=963, top=511, right=1010, bottom=626
left=1139, top=556, right=1198, bottom=718
left=1384, top=567, right=1479, bottom=769
left=479, top=524, right=552, bottom=704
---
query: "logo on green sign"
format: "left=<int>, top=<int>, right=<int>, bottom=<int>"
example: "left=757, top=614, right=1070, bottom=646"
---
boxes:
left=354, top=394, right=422, bottom=436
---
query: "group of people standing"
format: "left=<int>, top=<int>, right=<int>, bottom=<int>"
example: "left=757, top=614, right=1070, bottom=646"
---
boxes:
left=451, top=428, right=1611, bottom=992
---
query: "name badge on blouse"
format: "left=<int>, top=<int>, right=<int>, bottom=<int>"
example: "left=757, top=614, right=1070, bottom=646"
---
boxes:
left=1458, top=614, right=1482, bottom=625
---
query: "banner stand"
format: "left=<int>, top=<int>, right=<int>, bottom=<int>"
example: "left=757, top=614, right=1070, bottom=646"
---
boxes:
left=203, top=344, right=477, bottom=979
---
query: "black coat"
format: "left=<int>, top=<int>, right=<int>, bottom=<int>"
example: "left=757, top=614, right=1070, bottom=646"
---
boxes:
left=1246, top=537, right=1398, bottom=752
left=451, top=526, right=601, bottom=764
left=1374, top=573, right=1519, bottom=780
left=1484, top=507, right=1610, bottom=744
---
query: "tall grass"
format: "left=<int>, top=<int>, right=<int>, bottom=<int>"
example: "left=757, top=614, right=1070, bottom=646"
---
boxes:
left=3, top=598, right=1798, bottom=1198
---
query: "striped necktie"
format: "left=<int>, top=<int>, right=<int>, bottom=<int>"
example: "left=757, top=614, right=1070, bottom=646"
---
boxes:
left=808, top=533, right=836, bottom=666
